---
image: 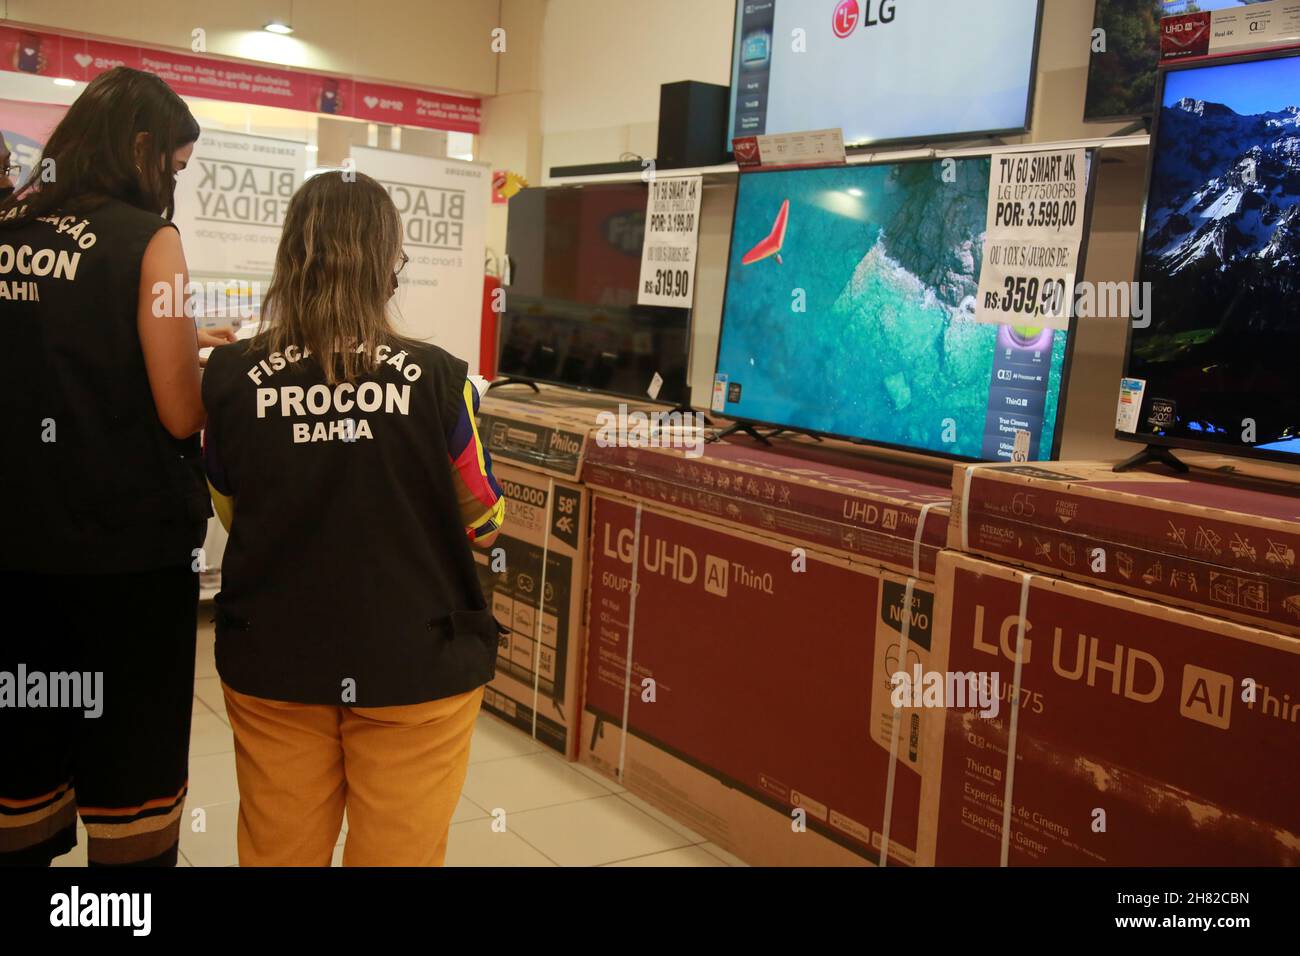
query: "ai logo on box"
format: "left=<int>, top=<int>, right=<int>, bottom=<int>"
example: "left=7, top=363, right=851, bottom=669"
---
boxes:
left=704, top=555, right=729, bottom=597
left=1180, top=664, right=1233, bottom=730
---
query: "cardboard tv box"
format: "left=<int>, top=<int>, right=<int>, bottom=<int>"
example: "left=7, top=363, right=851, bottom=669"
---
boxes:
left=472, top=461, right=589, bottom=759
left=919, top=549, right=1300, bottom=866
left=478, top=386, right=658, bottom=481
left=951, top=460, right=1300, bottom=637
left=579, top=493, right=936, bottom=866
left=581, top=435, right=951, bottom=579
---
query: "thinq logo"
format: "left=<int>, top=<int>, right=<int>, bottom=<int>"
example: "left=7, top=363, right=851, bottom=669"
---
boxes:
left=832, top=0, right=859, bottom=38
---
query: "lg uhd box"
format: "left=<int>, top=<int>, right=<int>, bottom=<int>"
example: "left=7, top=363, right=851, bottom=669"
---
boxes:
left=582, top=436, right=951, bottom=579
left=472, top=461, right=589, bottom=759
left=580, top=493, right=936, bottom=866
left=920, top=549, right=1300, bottom=866
left=951, top=460, right=1300, bottom=637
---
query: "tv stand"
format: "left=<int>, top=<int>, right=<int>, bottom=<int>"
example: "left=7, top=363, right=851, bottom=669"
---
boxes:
left=486, top=377, right=540, bottom=393
left=708, top=421, right=772, bottom=446
left=765, top=427, right=823, bottom=442
left=1114, top=444, right=1188, bottom=474
left=665, top=403, right=711, bottom=425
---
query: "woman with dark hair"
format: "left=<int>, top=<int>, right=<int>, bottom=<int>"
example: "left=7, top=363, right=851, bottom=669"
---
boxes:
left=0, top=67, right=232, bottom=866
left=202, top=171, right=504, bottom=866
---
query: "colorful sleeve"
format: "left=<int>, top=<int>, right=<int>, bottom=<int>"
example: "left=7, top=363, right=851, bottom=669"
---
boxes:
left=447, top=379, right=505, bottom=541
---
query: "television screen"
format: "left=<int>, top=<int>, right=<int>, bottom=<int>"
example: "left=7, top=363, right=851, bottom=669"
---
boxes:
left=499, top=185, right=692, bottom=404
left=1126, top=51, right=1300, bottom=460
left=714, top=157, right=1076, bottom=461
left=727, top=0, right=1042, bottom=148
left=1085, top=1, right=1268, bottom=122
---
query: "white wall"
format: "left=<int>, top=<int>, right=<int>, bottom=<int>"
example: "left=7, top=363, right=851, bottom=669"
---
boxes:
left=538, top=0, right=734, bottom=174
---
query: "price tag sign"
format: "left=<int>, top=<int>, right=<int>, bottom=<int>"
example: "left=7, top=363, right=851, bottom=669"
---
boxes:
left=638, top=175, right=702, bottom=308
left=975, top=148, right=1086, bottom=332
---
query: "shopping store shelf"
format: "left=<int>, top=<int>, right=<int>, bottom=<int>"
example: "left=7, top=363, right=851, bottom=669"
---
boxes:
left=545, top=133, right=1150, bottom=186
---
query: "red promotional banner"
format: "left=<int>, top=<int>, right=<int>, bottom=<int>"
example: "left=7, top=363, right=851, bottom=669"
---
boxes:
left=0, top=24, right=480, bottom=134
left=1160, top=2, right=1300, bottom=63
left=1160, top=12, right=1212, bottom=61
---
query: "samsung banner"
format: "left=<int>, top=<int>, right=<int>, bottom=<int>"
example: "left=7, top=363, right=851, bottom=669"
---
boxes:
left=350, top=146, right=489, bottom=371
left=172, top=128, right=307, bottom=282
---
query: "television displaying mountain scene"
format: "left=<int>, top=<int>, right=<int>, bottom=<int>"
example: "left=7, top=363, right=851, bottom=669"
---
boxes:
left=1130, top=53, right=1300, bottom=458
left=1085, top=1, right=1268, bottom=122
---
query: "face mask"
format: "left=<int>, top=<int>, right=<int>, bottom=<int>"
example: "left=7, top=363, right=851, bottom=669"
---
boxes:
left=0, top=186, right=13, bottom=202
left=390, top=270, right=399, bottom=296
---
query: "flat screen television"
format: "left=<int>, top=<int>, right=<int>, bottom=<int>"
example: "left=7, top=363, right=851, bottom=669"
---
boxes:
left=727, top=0, right=1043, bottom=149
left=1123, top=49, right=1300, bottom=462
left=499, top=184, right=692, bottom=405
left=1085, top=1, right=1268, bottom=123
left=713, top=156, right=1088, bottom=462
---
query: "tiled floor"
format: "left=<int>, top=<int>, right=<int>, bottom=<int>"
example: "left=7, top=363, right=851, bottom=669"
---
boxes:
left=56, top=615, right=745, bottom=868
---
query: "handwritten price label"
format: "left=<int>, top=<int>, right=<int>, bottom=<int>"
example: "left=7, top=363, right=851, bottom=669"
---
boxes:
left=638, top=175, right=702, bottom=308
left=976, top=149, right=1086, bottom=331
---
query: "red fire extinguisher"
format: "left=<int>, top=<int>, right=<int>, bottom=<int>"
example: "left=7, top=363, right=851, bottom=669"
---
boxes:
left=480, top=252, right=502, bottom=379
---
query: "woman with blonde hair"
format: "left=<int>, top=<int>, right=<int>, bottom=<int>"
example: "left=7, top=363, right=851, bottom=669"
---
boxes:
left=201, top=170, right=505, bottom=866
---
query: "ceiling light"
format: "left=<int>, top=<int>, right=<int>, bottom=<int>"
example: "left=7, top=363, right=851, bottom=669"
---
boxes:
left=263, top=21, right=294, bottom=35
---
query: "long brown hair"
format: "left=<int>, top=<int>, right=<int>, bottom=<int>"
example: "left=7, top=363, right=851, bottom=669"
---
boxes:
left=257, top=171, right=407, bottom=384
left=0, top=66, right=200, bottom=226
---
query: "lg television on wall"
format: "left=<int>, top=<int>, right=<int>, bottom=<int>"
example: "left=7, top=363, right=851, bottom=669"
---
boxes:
left=499, top=185, right=692, bottom=405
left=1124, top=50, right=1300, bottom=462
left=728, top=0, right=1042, bottom=148
left=1085, top=1, right=1269, bottom=122
left=714, top=157, right=1085, bottom=462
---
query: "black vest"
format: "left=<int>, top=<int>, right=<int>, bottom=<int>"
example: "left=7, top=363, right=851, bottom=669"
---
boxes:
left=201, top=338, right=499, bottom=706
left=0, top=198, right=210, bottom=573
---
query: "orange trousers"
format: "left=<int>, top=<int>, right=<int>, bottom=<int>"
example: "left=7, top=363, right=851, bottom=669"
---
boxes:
left=222, top=683, right=482, bottom=866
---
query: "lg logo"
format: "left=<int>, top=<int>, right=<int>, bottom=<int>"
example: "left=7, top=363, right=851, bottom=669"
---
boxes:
left=832, top=0, right=896, bottom=39
left=833, top=0, right=859, bottom=39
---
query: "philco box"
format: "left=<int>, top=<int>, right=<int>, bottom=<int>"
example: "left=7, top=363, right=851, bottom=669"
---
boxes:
left=472, top=461, right=589, bottom=759
left=477, top=387, right=627, bottom=480
left=580, top=493, right=936, bottom=866
left=920, top=549, right=1300, bottom=866
left=582, top=436, right=951, bottom=579
left=951, top=460, right=1300, bottom=637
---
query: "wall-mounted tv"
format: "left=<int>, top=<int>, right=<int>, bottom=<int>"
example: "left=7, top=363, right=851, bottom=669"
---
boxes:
left=714, top=156, right=1088, bottom=462
left=499, top=184, right=692, bottom=405
left=1085, top=1, right=1268, bottom=123
left=1123, top=49, right=1300, bottom=462
left=727, top=0, right=1043, bottom=149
